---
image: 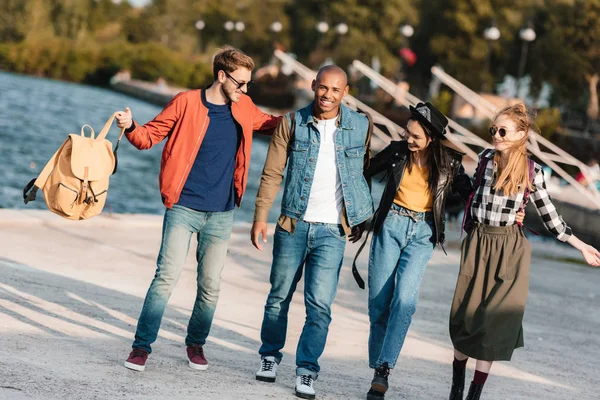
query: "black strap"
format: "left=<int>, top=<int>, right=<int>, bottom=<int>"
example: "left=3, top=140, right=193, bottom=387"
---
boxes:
left=112, top=138, right=122, bottom=175
left=349, top=110, right=376, bottom=289
left=351, top=228, right=371, bottom=289
left=362, top=111, right=374, bottom=170
left=289, top=111, right=296, bottom=138
left=351, top=169, right=392, bottom=289
left=23, top=178, right=38, bottom=204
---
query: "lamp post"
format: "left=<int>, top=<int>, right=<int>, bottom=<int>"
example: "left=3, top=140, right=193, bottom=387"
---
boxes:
left=483, top=25, right=501, bottom=92
left=400, top=24, right=414, bottom=39
left=270, top=21, right=283, bottom=34
left=397, top=24, right=414, bottom=82
left=335, top=22, right=348, bottom=36
left=270, top=20, right=282, bottom=49
left=316, top=20, right=329, bottom=52
left=195, top=19, right=205, bottom=53
left=233, top=21, right=245, bottom=47
left=517, top=22, right=536, bottom=98
left=316, top=21, right=329, bottom=34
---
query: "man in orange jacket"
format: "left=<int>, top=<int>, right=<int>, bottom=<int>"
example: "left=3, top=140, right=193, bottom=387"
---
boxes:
left=115, top=46, right=281, bottom=372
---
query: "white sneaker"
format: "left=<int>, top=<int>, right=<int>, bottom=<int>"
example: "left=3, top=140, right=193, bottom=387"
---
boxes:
left=295, top=374, right=316, bottom=399
left=256, top=356, right=278, bottom=382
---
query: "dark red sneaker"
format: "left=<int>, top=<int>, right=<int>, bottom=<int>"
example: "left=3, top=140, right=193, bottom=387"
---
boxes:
left=124, top=348, right=149, bottom=372
left=187, top=344, right=208, bottom=370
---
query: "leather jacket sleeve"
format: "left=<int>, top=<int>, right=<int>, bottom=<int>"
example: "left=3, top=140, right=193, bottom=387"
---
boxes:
left=364, top=142, right=396, bottom=179
left=452, top=163, right=473, bottom=202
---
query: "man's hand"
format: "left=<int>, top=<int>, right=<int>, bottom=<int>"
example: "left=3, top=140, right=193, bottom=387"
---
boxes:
left=251, top=221, right=268, bottom=251
left=349, top=222, right=366, bottom=243
left=515, top=209, right=526, bottom=225
left=116, top=107, right=133, bottom=130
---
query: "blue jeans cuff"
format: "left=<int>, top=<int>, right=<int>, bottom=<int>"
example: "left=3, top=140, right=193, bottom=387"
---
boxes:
left=296, top=367, right=318, bottom=380
left=261, top=355, right=282, bottom=364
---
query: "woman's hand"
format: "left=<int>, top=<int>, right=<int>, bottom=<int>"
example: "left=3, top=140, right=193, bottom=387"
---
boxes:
left=567, top=235, right=600, bottom=267
left=515, top=210, right=525, bottom=225
left=580, top=244, right=600, bottom=267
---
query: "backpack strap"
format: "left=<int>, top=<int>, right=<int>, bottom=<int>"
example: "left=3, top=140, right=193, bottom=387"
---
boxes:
left=288, top=111, right=296, bottom=138
left=352, top=228, right=371, bottom=289
left=348, top=111, right=374, bottom=290
left=284, top=111, right=296, bottom=155
left=517, top=158, right=540, bottom=235
left=95, top=112, right=126, bottom=175
left=460, top=148, right=492, bottom=236
left=361, top=111, right=374, bottom=170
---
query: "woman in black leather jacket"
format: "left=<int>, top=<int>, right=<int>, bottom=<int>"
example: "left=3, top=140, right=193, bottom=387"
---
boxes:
left=360, top=102, right=472, bottom=400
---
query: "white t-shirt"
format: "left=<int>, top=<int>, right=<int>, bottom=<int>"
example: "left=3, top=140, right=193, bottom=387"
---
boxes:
left=303, top=116, right=344, bottom=224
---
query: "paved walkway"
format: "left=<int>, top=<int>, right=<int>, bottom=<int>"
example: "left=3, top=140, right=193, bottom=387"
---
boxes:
left=0, top=210, right=598, bottom=399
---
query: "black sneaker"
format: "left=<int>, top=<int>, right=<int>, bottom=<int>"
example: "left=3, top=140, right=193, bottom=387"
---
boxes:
left=367, top=388, right=385, bottom=400
left=371, top=363, right=390, bottom=394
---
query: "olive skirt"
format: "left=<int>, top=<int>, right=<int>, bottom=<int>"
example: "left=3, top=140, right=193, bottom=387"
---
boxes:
left=449, top=223, right=532, bottom=361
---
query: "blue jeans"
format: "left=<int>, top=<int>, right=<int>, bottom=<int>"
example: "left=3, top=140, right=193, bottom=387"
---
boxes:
left=259, top=220, right=347, bottom=379
left=132, top=205, right=234, bottom=353
left=368, top=204, right=435, bottom=368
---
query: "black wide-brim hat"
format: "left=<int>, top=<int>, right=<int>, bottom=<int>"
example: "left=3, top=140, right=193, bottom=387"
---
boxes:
left=409, top=102, right=448, bottom=139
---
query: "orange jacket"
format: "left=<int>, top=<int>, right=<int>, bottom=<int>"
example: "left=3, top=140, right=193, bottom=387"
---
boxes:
left=125, top=89, right=281, bottom=208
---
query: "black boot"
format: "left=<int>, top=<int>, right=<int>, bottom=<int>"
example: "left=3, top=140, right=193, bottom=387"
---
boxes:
left=366, top=388, right=385, bottom=400
left=367, top=363, right=390, bottom=399
left=465, top=381, right=484, bottom=400
left=448, top=364, right=466, bottom=400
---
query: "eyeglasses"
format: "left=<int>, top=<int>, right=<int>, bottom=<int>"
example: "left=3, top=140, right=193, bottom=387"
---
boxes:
left=489, top=126, right=509, bottom=138
left=223, top=70, right=254, bottom=90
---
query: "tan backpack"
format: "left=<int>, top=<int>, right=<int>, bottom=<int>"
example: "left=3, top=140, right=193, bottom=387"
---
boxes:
left=23, top=112, right=125, bottom=220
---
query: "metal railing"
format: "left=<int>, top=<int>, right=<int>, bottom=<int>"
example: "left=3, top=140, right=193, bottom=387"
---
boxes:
left=273, top=49, right=406, bottom=151
left=431, top=66, right=600, bottom=209
left=351, top=60, right=488, bottom=162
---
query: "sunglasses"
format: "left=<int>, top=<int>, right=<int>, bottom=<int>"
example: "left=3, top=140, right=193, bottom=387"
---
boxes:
left=489, top=126, right=509, bottom=138
left=223, top=70, right=255, bottom=90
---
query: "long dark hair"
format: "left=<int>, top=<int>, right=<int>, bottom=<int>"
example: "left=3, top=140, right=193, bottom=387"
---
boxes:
left=405, top=120, right=453, bottom=195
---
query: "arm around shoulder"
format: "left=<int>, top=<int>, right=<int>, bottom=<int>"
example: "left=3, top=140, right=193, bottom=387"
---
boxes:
left=253, top=115, right=292, bottom=222
left=250, top=99, right=282, bottom=135
left=364, top=142, right=398, bottom=179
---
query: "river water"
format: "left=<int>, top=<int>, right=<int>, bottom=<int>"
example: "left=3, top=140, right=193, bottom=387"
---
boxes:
left=0, top=71, right=283, bottom=221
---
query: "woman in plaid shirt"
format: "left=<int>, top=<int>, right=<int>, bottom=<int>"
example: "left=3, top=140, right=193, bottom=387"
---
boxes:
left=447, top=103, right=600, bottom=400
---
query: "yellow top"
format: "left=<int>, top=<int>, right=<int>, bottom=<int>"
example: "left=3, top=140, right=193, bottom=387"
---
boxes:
left=394, top=164, right=434, bottom=212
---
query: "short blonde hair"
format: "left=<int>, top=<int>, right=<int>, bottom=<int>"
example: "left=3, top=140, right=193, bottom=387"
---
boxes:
left=212, top=46, right=255, bottom=80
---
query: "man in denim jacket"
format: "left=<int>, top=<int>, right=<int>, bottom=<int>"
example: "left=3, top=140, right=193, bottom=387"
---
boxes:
left=250, top=65, right=373, bottom=399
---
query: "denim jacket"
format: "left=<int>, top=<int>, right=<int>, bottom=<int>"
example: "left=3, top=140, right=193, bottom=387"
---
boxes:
left=280, top=102, right=374, bottom=227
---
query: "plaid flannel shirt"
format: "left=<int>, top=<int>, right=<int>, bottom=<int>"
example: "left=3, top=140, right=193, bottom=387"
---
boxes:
left=471, top=152, right=572, bottom=242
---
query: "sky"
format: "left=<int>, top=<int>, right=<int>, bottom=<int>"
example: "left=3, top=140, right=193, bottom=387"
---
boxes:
left=126, top=0, right=151, bottom=7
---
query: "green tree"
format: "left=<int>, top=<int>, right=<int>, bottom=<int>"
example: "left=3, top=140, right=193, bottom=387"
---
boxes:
left=530, top=0, right=600, bottom=114
left=411, top=0, right=544, bottom=94
left=286, top=0, right=417, bottom=76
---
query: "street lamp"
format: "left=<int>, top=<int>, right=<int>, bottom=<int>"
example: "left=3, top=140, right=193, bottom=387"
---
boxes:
left=316, top=21, right=329, bottom=34
left=400, top=24, right=414, bottom=38
left=195, top=19, right=205, bottom=52
left=335, top=22, right=348, bottom=35
left=396, top=24, right=414, bottom=82
left=270, top=21, right=283, bottom=33
left=484, top=25, right=501, bottom=41
left=224, top=20, right=234, bottom=32
left=517, top=22, right=536, bottom=97
left=483, top=25, right=501, bottom=91
left=315, top=21, right=329, bottom=53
